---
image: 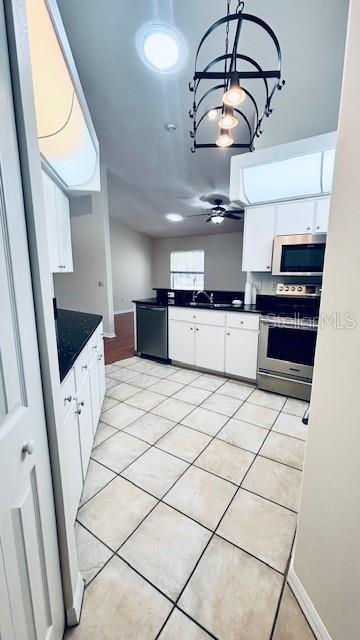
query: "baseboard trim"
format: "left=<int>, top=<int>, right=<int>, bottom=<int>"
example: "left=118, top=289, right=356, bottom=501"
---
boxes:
left=288, top=566, right=332, bottom=640
left=66, top=572, right=85, bottom=627
left=114, top=308, right=134, bottom=315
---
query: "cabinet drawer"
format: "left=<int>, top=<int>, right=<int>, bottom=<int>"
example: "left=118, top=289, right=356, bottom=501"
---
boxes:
left=74, top=345, right=90, bottom=388
left=88, top=329, right=100, bottom=361
left=168, top=306, right=196, bottom=322
left=61, top=368, right=76, bottom=420
left=226, top=312, right=260, bottom=331
left=194, top=309, right=225, bottom=327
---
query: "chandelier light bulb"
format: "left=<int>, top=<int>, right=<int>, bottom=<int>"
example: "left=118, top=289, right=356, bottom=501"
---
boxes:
left=223, top=71, right=246, bottom=107
left=219, top=106, right=238, bottom=129
left=211, top=215, right=225, bottom=224
left=216, top=128, right=234, bottom=148
left=207, top=107, right=218, bottom=122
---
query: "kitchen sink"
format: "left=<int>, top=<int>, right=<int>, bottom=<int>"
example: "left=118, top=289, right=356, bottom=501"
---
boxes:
left=188, top=301, right=235, bottom=308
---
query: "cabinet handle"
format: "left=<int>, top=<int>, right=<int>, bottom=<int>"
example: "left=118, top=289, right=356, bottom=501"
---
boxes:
left=266, top=265, right=270, bottom=269
left=196, top=328, right=199, bottom=332
left=240, top=321, right=244, bottom=325
left=316, top=226, right=320, bottom=230
left=75, top=408, right=82, bottom=415
left=79, top=400, right=85, bottom=407
left=98, top=354, right=103, bottom=360
left=306, top=227, right=311, bottom=231
left=190, top=327, right=193, bottom=331
left=82, top=364, right=88, bottom=370
left=64, top=395, right=72, bottom=403
left=22, top=441, right=34, bottom=456
left=227, top=332, right=230, bottom=336
left=92, top=345, right=98, bottom=350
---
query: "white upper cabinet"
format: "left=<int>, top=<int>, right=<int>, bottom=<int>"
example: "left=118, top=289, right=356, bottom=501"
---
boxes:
left=242, top=205, right=276, bottom=272
left=42, top=170, right=73, bottom=273
left=276, top=200, right=315, bottom=235
left=314, top=197, right=331, bottom=232
left=26, top=0, right=100, bottom=192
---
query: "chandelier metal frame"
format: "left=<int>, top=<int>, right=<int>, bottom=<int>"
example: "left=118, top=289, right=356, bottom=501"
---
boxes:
left=189, top=1, right=285, bottom=152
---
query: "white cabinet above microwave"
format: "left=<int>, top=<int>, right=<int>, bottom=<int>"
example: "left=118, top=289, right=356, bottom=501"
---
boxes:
left=26, top=0, right=100, bottom=193
left=242, top=197, right=330, bottom=273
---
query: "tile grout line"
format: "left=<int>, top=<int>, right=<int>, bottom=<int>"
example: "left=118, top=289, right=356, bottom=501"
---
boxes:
left=79, top=361, right=304, bottom=638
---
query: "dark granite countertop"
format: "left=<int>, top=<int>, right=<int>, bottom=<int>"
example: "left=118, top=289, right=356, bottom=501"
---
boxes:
left=133, top=297, right=261, bottom=313
left=132, top=297, right=319, bottom=320
left=56, top=309, right=102, bottom=382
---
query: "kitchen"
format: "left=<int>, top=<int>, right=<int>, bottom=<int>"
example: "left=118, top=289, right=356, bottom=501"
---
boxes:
left=0, top=2, right=358, bottom=640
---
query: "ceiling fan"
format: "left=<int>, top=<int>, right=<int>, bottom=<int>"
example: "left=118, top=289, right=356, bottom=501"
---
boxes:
left=188, top=198, right=244, bottom=225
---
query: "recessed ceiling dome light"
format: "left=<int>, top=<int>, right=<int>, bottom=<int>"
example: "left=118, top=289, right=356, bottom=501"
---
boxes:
left=137, top=24, right=185, bottom=73
left=166, top=213, right=183, bottom=222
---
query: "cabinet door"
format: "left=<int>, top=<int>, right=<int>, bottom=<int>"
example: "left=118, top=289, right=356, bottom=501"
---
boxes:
left=63, top=404, right=83, bottom=521
left=195, top=324, right=225, bottom=372
left=55, top=185, right=73, bottom=272
left=42, top=170, right=61, bottom=272
left=89, top=353, right=101, bottom=435
left=242, top=205, right=276, bottom=272
left=76, top=373, right=93, bottom=479
left=169, top=320, right=195, bottom=365
left=225, top=328, right=259, bottom=380
left=276, top=200, right=315, bottom=235
left=314, top=198, right=330, bottom=233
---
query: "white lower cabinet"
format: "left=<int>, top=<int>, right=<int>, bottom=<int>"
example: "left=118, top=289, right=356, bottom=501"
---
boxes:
left=76, top=371, right=93, bottom=477
left=225, top=327, right=259, bottom=380
left=60, top=322, right=105, bottom=521
left=63, top=401, right=83, bottom=522
left=169, top=320, right=195, bottom=365
left=168, top=307, right=259, bottom=380
left=195, top=324, right=225, bottom=371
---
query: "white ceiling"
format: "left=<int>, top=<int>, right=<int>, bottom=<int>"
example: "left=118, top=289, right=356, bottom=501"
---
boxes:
left=57, top=0, right=349, bottom=238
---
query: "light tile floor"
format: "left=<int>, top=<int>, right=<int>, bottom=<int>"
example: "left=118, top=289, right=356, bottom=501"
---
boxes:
left=65, top=357, right=314, bottom=640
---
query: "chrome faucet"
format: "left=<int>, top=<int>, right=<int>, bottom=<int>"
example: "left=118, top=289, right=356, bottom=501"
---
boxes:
left=192, top=290, right=214, bottom=304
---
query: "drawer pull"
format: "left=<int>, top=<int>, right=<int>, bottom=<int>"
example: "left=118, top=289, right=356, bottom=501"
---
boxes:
left=196, top=328, right=199, bottom=331
left=82, top=364, right=88, bottom=370
left=98, top=354, right=103, bottom=360
left=75, top=408, right=82, bottom=415
left=64, top=395, right=72, bottom=403
left=22, top=441, right=34, bottom=456
left=79, top=400, right=85, bottom=407
left=227, top=332, right=230, bottom=336
left=92, top=345, right=98, bottom=350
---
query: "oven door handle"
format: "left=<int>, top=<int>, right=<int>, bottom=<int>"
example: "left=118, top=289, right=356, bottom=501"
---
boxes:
left=260, top=318, right=317, bottom=330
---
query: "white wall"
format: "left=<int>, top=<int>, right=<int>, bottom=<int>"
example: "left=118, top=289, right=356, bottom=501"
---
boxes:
left=110, top=219, right=153, bottom=312
left=153, top=232, right=246, bottom=292
left=292, top=3, right=359, bottom=638
left=54, top=166, right=115, bottom=336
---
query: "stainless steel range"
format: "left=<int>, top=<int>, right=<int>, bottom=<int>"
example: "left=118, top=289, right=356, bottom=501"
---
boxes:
left=258, top=283, right=321, bottom=401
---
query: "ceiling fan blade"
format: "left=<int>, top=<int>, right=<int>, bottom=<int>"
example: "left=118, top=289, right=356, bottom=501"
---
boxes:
left=187, top=213, right=211, bottom=218
left=206, top=216, right=213, bottom=222
left=226, top=208, right=244, bottom=215
left=225, top=213, right=242, bottom=220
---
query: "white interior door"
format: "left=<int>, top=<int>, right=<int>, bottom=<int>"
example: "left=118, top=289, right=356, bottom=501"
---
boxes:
left=0, top=3, right=64, bottom=638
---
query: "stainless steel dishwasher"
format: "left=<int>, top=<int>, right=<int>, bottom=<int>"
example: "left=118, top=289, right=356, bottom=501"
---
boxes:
left=136, top=304, right=168, bottom=359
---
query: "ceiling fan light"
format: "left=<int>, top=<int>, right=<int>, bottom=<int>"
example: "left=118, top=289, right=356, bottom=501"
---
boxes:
left=216, top=128, right=233, bottom=148
left=223, top=71, right=246, bottom=107
left=219, top=106, right=238, bottom=129
left=211, top=215, right=225, bottom=224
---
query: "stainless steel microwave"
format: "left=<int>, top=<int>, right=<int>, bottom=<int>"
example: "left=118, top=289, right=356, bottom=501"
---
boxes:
left=272, top=233, right=326, bottom=276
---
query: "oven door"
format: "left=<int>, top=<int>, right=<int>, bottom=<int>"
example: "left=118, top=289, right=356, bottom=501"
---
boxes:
left=259, top=318, right=317, bottom=381
left=272, top=233, right=326, bottom=276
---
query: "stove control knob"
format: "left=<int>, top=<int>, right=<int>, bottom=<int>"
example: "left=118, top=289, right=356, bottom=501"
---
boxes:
left=279, top=286, right=284, bottom=291
left=297, top=286, right=302, bottom=292
left=284, top=286, right=289, bottom=292
left=291, top=286, right=295, bottom=291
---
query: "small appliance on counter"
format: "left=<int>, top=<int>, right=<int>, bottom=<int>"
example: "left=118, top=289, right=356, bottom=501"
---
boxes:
left=257, top=283, right=321, bottom=401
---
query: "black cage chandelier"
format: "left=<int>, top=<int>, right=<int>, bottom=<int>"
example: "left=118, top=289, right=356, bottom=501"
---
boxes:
left=189, top=0, right=285, bottom=152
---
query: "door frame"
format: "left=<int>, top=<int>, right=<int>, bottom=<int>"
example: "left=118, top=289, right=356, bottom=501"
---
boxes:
left=4, top=0, right=84, bottom=625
